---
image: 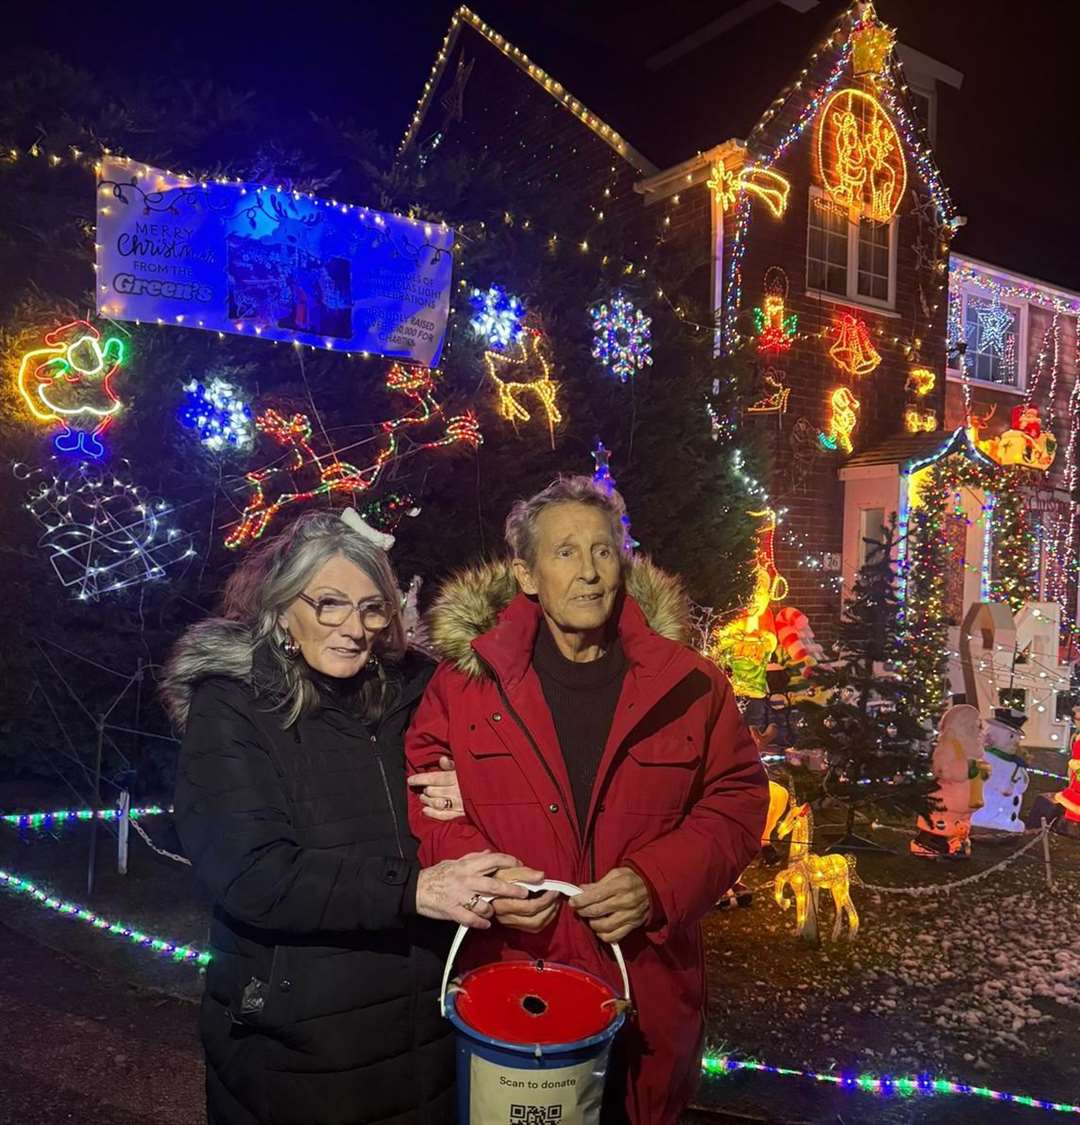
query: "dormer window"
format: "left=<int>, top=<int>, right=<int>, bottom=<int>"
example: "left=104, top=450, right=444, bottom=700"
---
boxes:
left=806, top=188, right=897, bottom=309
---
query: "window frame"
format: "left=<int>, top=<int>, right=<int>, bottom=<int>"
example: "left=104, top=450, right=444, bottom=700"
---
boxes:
left=806, top=187, right=899, bottom=311
left=947, top=286, right=1029, bottom=391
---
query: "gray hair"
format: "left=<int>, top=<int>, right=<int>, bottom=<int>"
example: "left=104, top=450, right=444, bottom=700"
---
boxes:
left=217, top=511, right=406, bottom=726
left=504, top=475, right=632, bottom=569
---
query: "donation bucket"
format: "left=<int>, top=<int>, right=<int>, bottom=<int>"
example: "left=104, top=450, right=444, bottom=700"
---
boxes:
left=440, top=879, right=631, bottom=1125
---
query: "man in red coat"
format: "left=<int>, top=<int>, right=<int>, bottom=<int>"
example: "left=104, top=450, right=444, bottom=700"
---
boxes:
left=406, top=476, right=768, bottom=1125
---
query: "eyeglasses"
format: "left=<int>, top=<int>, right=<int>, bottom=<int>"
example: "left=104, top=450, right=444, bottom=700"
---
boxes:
left=296, top=592, right=397, bottom=631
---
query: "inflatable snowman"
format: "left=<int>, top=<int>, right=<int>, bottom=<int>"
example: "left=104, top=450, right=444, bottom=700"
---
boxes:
left=971, top=707, right=1029, bottom=832
left=911, top=704, right=990, bottom=858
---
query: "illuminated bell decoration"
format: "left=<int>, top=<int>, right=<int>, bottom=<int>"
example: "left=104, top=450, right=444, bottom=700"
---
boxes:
left=178, top=378, right=254, bottom=452
left=816, top=88, right=907, bottom=223
left=469, top=285, right=525, bottom=350
left=484, top=328, right=563, bottom=443
left=752, top=268, right=797, bottom=355
left=774, top=803, right=859, bottom=942
left=225, top=364, right=481, bottom=549
left=975, top=403, right=1057, bottom=471
left=904, top=405, right=937, bottom=433
left=706, top=163, right=791, bottom=219
left=590, top=294, right=653, bottom=383
left=906, top=367, right=936, bottom=397
left=851, top=20, right=895, bottom=77
left=819, top=386, right=860, bottom=454
left=17, top=320, right=125, bottom=460
left=829, top=313, right=881, bottom=377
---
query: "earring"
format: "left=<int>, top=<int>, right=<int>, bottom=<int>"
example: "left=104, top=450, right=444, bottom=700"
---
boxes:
left=281, top=632, right=300, bottom=659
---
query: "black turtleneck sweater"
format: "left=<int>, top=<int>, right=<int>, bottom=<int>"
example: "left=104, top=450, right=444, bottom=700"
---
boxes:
left=533, top=621, right=628, bottom=833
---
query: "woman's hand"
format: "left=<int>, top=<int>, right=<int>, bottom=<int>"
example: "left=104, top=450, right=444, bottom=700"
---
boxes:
left=415, top=852, right=538, bottom=929
left=490, top=866, right=560, bottom=933
left=408, top=755, right=465, bottom=821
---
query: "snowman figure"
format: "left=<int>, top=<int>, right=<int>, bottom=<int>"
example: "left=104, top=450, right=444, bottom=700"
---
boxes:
left=971, top=707, right=1029, bottom=832
left=911, top=704, right=990, bottom=858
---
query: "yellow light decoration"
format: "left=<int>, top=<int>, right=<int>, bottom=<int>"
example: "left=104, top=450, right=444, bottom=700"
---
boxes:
left=820, top=386, right=860, bottom=454
left=974, top=403, right=1057, bottom=472
left=851, top=21, right=895, bottom=77
left=747, top=370, right=790, bottom=415
left=829, top=312, right=881, bottom=377
left=906, top=366, right=936, bottom=397
left=816, top=87, right=907, bottom=223
left=904, top=405, right=937, bottom=433
left=774, top=803, right=858, bottom=942
left=707, top=163, right=791, bottom=219
left=484, top=327, right=562, bottom=445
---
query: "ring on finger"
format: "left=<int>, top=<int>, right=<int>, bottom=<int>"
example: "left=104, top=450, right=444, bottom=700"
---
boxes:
left=464, top=892, right=481, bottom=911
left=442, top=796, right=454, bottom=811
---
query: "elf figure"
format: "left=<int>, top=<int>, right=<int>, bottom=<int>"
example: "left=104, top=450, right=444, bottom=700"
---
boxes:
left=911, top=704, right=990, bottom=859
left=971, top=707, right=1029, bottom=833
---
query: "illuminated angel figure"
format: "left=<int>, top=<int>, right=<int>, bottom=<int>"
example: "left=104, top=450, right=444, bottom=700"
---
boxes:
left=17, top=321, right=126, bottom=459
left=225, top=363, right=480, bottom=549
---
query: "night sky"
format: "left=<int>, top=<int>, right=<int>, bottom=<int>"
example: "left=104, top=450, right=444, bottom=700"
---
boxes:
left=9, top=0, right=1079, bottom=290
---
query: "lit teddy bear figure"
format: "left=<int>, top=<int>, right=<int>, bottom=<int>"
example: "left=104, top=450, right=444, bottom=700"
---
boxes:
left=17, top=320, right=125, bottom=459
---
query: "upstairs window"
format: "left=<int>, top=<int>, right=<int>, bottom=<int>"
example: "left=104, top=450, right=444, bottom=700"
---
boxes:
left=962, top=294, right=1021, bottom=386
left=806, top=189, right=897, bottom=308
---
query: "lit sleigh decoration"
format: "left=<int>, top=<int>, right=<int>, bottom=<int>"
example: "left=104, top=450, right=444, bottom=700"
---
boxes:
left=16, top=459, right=195, bottom=601
left=224, top=363, right=481, bottom=549
left=17, top=320, right=125, bottom=459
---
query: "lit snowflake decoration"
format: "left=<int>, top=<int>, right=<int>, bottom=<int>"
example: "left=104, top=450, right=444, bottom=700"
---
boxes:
left=469, top=285, right=525, bottom=350
left=16, top=459, right=196, bottom=601
left=179, top=378, right=254, bottom=452
left=590, top=294, right=653, bottom=383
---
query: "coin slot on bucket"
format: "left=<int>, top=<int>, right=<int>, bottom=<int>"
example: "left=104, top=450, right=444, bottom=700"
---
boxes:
left=521, top=994, right=548, bottom=1016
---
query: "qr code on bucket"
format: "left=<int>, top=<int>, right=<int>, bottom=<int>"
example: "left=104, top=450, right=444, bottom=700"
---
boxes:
left=508, top=1106, right=562, bottom=1124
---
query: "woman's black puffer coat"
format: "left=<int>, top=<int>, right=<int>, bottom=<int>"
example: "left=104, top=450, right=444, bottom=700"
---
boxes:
left=167, top=629, right=454, bottom=1125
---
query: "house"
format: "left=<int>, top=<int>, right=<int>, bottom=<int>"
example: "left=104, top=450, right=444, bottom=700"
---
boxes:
left=399, top=3, right=1076, bottom=740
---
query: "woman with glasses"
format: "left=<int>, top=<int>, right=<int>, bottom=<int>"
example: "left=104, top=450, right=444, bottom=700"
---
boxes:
left=162, top=509, right=534, bottom=1125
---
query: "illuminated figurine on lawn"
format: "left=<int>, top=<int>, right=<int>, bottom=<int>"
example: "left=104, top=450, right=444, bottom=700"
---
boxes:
left=971, top=707, right=1029, bottom=833
left=1051, top=706, right=1080, bottom=834
left=911, top=704, right=991, bottom=858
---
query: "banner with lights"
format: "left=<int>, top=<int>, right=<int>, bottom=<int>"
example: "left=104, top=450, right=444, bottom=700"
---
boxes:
left=96, top=157, right=454, bottom=365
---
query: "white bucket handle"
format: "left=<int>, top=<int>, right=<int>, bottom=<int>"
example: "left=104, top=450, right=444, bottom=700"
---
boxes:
left=439, top=879, right=631, bottom=1017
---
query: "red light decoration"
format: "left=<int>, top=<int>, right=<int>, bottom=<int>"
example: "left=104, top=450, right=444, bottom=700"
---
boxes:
left=224, top=364, right=481, bottom=548
left=829, top=313, right=881, bottom=377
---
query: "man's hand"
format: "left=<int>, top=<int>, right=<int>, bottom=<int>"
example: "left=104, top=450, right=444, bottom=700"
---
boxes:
left=490, top=865, right=560, bottom=933
left=570, top=867, right=651, bottom=943
left=407, top=755, right=464, bottom=821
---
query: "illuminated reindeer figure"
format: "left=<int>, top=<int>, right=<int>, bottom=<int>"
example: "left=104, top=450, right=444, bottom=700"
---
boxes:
left=773, top=802, right=859, bottom=943
left=225, top=363, right=480, bottom=548
left=484, top=327, right=562, bottom=446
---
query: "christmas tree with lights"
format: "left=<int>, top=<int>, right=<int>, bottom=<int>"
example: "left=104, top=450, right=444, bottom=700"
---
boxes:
left=797, top=519, right=935, bottom=850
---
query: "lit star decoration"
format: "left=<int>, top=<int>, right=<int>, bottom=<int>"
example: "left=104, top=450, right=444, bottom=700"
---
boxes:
left=17, top=458, right=195, bottom=601
left=590, top=293, right=653, bottom=383
left=851, top=19, right=895, bottom=77
left=707, top=163, right=791, bottom=219
left=0, top=868, right=210, bottom=966
left=484, top=327, right=562, bottom=444
left=225, top=364, right=480, bottom=549
left=829, top=313, right=881, bottom=377
left=820, top=386, right=860, bottom=454
left=469, top=285, right=525, bottom=350
left=591, top=440, right=638, bottom=550
left=975, top=294, right=1013, bottom=357
left=178, top=378, right=254, bottom=452
left=17, top=320, right=125, bottom=460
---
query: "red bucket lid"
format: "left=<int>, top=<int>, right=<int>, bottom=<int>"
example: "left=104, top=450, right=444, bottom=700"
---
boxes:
left=454, top=961, right=620, bottom=1046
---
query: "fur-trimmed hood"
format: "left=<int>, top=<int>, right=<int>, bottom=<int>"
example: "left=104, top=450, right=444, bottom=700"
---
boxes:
left=427, top=556, right=690, bottom=680
left=159, top=619, right=256, bottom=730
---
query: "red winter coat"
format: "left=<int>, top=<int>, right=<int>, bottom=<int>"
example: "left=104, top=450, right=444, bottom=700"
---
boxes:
left=406, top=559, right=768, bottom=1125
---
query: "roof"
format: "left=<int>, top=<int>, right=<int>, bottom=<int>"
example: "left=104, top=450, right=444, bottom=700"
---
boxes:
left=842, top=427, right=994, bottom=471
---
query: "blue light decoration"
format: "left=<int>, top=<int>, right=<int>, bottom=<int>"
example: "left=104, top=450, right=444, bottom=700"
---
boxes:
left=469, top=285, right=525, bottom=350
left=179, top=378, right=254, bottom=452
left=590, top=293, right=653, bottom=383
left=592, top=440, right=638, bottom=550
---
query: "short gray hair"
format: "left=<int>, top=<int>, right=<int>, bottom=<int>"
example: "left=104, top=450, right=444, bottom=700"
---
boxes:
left=221, top=510, right=407, bottom=725
left=504, top=475, right=632, bottom=569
